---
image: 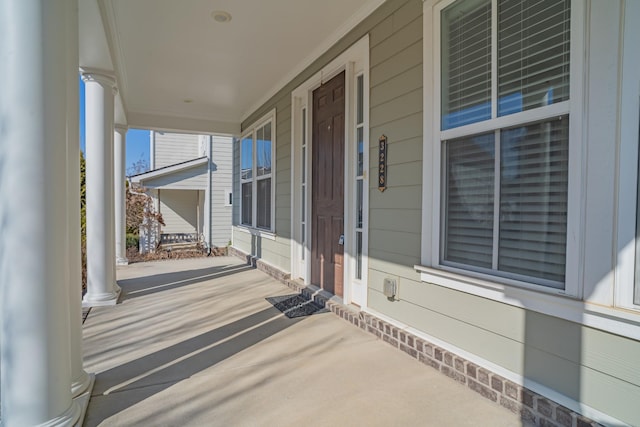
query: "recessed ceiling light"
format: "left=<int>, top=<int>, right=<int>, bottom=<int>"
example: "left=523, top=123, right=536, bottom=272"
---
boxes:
left=211, top=11, right=232, bottom=23
left=183, top=99, right=193, bottom=104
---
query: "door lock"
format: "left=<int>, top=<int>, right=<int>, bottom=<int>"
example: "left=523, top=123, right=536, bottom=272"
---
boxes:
left=338, top=235, right=344, bottom=245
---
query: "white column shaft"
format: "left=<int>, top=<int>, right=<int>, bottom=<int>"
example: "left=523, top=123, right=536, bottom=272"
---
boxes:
left=66, top=0, right=92, bottom=398
left=114, top=127, right=128, bottom=265
left=150, top=130, right=156, bottom=170
left=204, top=136, right=213, bottom=249
left=0, top=0, right=80, bottom=425
left=83, top=72, right=119, bottom=305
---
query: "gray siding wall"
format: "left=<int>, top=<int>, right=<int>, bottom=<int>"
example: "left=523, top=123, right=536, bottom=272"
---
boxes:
left=143, top=164, right=208, bottom=189
left=154, top=132, right=200, bottom=168
left=237, top=0, right=424, bottom=277
left=232, top=2, right=423, bottom=273
left=158, top=189, right=199, bottom=234
left=368, top=0, right=423, bottom=278
left=232, top=0, right=640, bottom=424
left=198, top=190, right=205, bottom=235
left=210, top=135, right=233, bottom=247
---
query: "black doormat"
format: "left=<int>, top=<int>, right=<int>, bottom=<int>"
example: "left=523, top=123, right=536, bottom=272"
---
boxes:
left=266, top=294, right=328, bottom=318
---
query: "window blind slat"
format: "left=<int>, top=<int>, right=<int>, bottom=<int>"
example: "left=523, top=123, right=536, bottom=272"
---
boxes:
left=497, top=0, right=570, bottom=117
left=442, top=0, right=492, bottom=130
left=444, top=134, right=495, bottom=268
left=498, top=116, right=569, bottom=282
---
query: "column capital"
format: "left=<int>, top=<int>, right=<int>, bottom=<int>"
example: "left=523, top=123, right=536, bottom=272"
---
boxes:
left=115, top=124, right=128, bottom=135
left=80, top=67, right=117, bottom=94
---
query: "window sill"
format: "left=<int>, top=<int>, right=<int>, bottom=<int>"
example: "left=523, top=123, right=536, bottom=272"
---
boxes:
left=415, top=265, right=640, bottom=341
left=235, top=225, right=277, bottom=241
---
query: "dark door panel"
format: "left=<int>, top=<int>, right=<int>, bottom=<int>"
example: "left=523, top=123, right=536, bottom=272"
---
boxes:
left=311, top=72, right=345, bottom=296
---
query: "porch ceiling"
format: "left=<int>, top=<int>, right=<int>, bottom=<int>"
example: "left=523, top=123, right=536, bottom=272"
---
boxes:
left=79, top=0, right=384, bottom=135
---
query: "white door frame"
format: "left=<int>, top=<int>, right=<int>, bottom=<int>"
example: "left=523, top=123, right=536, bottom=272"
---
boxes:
left=290, top=35, right=370, bottom=307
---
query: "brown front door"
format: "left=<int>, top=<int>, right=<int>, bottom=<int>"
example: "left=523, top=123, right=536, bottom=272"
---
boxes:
left=311, top=71, right=345, bottom=296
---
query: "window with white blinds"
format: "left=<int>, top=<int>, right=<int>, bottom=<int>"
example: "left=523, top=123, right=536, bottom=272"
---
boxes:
left=440, top=0, right=571, bottom=288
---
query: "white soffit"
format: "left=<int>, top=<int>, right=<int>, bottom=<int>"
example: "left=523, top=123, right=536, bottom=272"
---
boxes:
left=93, top=0, right=384, bottom=132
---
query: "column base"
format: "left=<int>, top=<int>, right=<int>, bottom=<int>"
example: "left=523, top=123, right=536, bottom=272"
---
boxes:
left=82, top=284, right=122, bottom=307
left=38, top=399, right=81, bottom=427
left=71, top=370, right=93, bottom=398
left=116, top=257, right=129, bottom=266
left=72, top=374, right=95, bottom=427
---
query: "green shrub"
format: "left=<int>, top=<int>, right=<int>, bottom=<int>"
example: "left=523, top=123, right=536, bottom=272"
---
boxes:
left=126, top=233, right=139, bottom=249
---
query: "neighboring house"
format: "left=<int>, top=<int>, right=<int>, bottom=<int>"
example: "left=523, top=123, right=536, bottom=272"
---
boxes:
left=131, top=132, right=233, bottom=253
left=230, top=2, right=640, bottom=426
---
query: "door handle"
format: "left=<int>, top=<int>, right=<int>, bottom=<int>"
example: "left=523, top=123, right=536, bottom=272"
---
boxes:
left=338, top=235, right=344, bottom=245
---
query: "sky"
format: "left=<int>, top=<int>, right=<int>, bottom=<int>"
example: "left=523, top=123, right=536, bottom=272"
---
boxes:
left=79, top=77, right=150, bottom=174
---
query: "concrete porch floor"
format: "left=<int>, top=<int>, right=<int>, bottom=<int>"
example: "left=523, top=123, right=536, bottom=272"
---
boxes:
left=83, top=257, right=522, bottom=426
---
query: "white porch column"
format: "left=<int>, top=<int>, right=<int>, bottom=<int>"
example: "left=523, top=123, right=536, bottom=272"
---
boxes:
left=115, top=125, right=129, bottom=265
left=67, top=1, right=93, bottom=400
left=82, top=69, right=121, bottom=306
left=204, top=136, right=213, bottom=250
left=0, top=0, right=81, bottom=425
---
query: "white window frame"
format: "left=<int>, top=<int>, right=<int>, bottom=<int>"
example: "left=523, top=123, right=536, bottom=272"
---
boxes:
left=290, top=35, right=370, bottom=308
left=615, top=1, right=640, bottom=312
left=239, top=109, right=276, bottom=233
left=422, top=0, right=583, bottom=297
left=419, top=0, right=640, bottom=341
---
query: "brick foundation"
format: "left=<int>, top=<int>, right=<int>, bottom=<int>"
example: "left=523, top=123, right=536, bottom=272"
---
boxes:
left=229, top=247, right=602, bottom=427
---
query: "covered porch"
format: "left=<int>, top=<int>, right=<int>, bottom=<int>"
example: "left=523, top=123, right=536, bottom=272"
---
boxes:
left=3, top=0, right=639, bottom=425
left=2, top=1, right=385, bottom=424
left=82, top=257, right=519, bottom=426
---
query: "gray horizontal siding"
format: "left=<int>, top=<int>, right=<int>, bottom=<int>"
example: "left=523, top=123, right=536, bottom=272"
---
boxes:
left=365, top=3, right=424, bottom=374
left=231, top=227, right=290, bottom=272
left=154, top=133, right=200, bottom=168
left=367, top=0, right=423, bottom=274
left=211, top=136, right=233, bottom=247
left=158, top=189, right=199, bottom=234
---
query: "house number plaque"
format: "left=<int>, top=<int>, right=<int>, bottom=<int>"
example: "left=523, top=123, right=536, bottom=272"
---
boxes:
left=378, top=135, right=388, bottom=192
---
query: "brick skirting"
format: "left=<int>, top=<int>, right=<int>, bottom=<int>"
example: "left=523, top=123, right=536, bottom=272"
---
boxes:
left=229, top=246, right=603, bottom=427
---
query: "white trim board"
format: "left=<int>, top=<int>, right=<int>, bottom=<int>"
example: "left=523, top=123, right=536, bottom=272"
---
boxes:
left=129, top=157, right=208, bottom=182
left=239, top=109, right=277, bottom=234
left=289, top=35, right=370, bottom=308
left=614, top=0, right=640, bottom=312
